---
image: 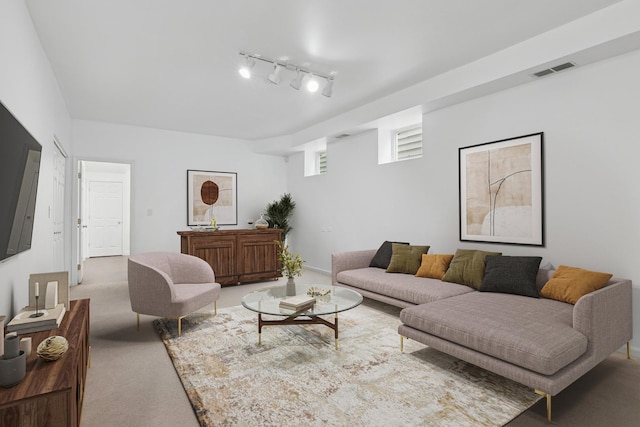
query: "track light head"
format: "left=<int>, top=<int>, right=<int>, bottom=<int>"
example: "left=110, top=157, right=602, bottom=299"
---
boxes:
left=290, top=69, right=304, bottom=90
left=322, top=78, right=334, bottom=98
left=268, top=63, right=283, bottom=84
left=306, top=75, right=319, bottom=93
left=238, top=56, right=255, bottom=79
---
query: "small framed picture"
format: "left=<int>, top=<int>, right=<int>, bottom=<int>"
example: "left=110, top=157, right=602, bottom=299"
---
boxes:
left=187, top=170, right=237, bottom=226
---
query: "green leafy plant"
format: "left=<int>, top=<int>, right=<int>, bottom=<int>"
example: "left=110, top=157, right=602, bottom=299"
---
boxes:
left=265, top=193, right=296, bottom=241
left=276, top=240, right=304, bottom=278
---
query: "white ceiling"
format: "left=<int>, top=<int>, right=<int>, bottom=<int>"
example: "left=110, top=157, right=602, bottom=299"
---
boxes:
left=25, top=0, right=624, bottom=142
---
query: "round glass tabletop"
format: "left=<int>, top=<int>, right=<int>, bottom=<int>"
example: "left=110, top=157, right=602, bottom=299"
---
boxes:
left=241, top=283, right=363, bottom=317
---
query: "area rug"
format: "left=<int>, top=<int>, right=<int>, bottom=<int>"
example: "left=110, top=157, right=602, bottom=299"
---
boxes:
left=155, top=304, right=541, bottom=427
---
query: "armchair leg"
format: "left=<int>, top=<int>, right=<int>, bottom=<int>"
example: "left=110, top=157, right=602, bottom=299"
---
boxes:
left=535, top=390, right=551, bottom=422
left=214, top=301, right=217, bottom=316
left=136, top=313, right=140, bottom=332
left=177, top=316, right=183, bottom=337
left=628, top=342, right=631, bottom=359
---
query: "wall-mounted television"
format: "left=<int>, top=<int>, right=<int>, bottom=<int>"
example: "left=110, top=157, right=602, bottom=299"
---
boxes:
left=0, top=100, right=42, bottom=262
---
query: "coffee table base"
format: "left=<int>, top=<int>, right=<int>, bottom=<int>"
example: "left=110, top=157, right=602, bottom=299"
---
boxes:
left=258, top=312, right=340, bottom=350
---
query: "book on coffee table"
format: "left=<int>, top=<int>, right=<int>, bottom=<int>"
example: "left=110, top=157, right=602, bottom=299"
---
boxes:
left=279, top=295, right=316, bottom=310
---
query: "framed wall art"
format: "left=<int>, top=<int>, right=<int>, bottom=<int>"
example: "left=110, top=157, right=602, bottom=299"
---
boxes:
left=187, top=170, right=237, bottom=226
left=459, top=132, right=544, bottom=246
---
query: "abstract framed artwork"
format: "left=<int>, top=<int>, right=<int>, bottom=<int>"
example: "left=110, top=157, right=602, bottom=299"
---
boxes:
left=187, top=170, right=237, bottom=226
left=459, top=132, right=544, bottom=246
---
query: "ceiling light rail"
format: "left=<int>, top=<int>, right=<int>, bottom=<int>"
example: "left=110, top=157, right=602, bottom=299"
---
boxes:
left=238, top=51, right=335, bottom=97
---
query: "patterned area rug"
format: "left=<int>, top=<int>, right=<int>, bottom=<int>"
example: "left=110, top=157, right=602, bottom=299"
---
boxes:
left=155, top=303, right=540, bottom=427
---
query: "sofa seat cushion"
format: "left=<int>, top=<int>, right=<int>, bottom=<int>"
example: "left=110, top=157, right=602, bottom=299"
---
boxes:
left=168, top=283, right=220, bottom=318
left=337, top=267, right=473, bottom=305
left=400, top=292, right=587, bottom=375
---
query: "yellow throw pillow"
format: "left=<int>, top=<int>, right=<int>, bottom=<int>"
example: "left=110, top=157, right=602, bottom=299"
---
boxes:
left=540, top=265, right=612, bottom=304
left=415, top=254, right=454, bottom=279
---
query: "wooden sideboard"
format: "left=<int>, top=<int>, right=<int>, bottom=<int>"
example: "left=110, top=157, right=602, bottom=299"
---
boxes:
left=178, top=229, right=283, bottom=286
left=0, top=299, right=90, bottom=427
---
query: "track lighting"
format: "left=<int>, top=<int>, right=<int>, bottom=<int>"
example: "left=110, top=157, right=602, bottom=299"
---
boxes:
left=238, top=51, right=336, bottom=97
left=290, top=69, right=304, bottom=90
left=306, top=75, right=319, bottom=93
left=268, top=64, right=283, bottom=84
left=322, top=78, right=334, bottom=98
left=238, top=55, right=255, bottom=79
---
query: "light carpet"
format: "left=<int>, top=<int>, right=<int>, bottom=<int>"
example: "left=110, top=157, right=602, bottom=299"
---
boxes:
left=155, top=304, right=541, bottom=427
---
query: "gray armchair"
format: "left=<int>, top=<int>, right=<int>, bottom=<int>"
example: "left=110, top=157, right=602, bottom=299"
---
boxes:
left=128, top=252, right=221, bottom=336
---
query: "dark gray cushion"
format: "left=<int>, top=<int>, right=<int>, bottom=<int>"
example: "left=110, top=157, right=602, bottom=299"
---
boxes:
left=369, top=241, right=409, bottom=269
left=479, top=255, right=542, bottom=298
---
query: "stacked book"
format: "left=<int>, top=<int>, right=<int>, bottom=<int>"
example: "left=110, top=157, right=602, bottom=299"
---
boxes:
left=6, top=303, right=66, bottom=334
left=279, top=295, right=316, bottom=311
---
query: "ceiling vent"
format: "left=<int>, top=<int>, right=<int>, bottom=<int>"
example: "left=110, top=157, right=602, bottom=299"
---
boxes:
left=333, top=133, right=351, bottom=139
left=532, top=62, right=575, bottom=78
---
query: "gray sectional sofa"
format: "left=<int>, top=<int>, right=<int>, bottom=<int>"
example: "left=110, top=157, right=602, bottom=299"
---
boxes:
left=331, top=249, right=633, bottom=421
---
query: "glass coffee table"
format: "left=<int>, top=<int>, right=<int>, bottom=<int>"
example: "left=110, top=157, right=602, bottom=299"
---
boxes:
left=241, top=283, right=363, bottom=349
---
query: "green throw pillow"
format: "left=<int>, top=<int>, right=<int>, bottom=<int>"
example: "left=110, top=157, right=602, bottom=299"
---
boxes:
left=441, top=249, right=502, bottom=289
left=386, top=243, right=430, bottom=274
left=369, top=241, right=409, bottom=269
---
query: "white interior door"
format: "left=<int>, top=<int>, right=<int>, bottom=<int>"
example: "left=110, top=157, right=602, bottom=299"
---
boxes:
left=52, top=143, right=66, bottom=270
left=88, top=180, right=123, bottom=257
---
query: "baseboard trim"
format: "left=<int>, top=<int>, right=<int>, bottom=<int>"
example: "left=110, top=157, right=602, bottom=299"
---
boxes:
left=303, top=265, right=331, bottom=275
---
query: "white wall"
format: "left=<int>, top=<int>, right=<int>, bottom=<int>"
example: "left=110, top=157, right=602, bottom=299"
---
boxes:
left=0, top=1, right=72, bottom=318
left=71, top=120, right=288, bottom=257
left=287, top=49, right=640, bottom=354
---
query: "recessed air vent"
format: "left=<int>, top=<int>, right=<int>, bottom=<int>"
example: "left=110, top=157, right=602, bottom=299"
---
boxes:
left=532, top=62, right=575, bottom=78
left=333, top=133, right=351, bottom=139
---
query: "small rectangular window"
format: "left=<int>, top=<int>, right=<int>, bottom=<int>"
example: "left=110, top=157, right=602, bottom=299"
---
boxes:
left=395, top=126, right=422, bottom=161
left=317, top=151, right=327, bottom=174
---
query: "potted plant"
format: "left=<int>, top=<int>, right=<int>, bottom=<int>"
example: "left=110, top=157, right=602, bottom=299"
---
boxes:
left=276, top=241, right=304, bottom=288
left=265, top=193, right=296, bottom=242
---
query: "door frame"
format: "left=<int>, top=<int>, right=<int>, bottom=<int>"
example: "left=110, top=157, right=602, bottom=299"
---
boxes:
left=71, top=158, right=133, bottom=285
left=52, top=137, right=68, bottom=271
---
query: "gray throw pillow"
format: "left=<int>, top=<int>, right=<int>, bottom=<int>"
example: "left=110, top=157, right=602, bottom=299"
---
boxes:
left=479, top=256, right=543, bottom=298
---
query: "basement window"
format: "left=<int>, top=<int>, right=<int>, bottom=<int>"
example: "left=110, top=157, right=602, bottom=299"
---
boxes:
left=304, top=138, right=328, bottom=177
left=317, top=150, right=327, bottom=174
left=394, top=125, right=422, bottom=161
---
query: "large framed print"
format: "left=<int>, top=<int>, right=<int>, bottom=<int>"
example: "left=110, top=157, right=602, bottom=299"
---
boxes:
left=187, top=170, right=237, bottom=226
left=459, top=132, right=544, bottom=246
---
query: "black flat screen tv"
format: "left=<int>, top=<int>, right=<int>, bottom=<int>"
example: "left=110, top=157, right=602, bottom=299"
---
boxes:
left=0, top=100, right=42, bottom=261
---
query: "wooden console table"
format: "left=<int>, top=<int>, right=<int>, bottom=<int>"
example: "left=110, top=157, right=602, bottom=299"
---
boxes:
left=178, top=229, right=282, bottom=286
left=0, top=298, right=90, bottom=427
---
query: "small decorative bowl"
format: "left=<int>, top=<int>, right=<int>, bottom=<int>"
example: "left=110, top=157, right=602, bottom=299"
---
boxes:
left=37, top=336, right=69, bottom=361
